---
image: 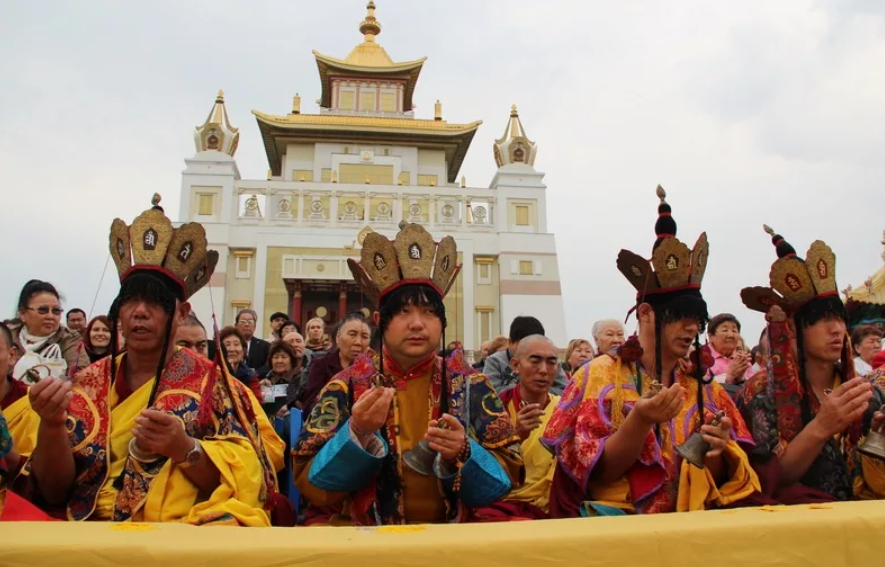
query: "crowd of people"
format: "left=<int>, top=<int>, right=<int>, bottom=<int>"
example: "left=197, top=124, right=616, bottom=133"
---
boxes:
left=2, top=188, right=885, bottom=528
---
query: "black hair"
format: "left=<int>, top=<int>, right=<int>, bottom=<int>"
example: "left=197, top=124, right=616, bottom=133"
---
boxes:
left=794, top=295, right=850, bottom=425
left=508, top=315, right=545, bottom=343
left=66, top=308, right=86, bottom=321
left=375, top=285, right=448, bottom=414
left=377, top=285, right=447, bottom=335
left=269, top=311, right=289, bottom=323
left=16, top=279, right=60, bottom=316
left=108, top=272, right=179, bottom=407
left=708, top=313, right=740, bottom=335
left=0, top=321, right=13, bottom=350
left=280, top=320, right=302, bottom=335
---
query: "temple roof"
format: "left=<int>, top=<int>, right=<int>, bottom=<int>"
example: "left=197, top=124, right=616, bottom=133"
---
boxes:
left=845, top=231, right=885, bottom=307
left=313, top=2, right=425, bottom=111
left=253, top=110, right=481, bottom=182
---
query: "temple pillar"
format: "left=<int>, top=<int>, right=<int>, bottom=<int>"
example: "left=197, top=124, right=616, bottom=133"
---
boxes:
left=291, top=279, right=303, bottom=325
left=338, top=282, right=348, bottom=321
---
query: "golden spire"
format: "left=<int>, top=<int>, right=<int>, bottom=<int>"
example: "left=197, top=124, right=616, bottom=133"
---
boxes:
left=493, top=103, right=537, bottom=169
left=359, top=1, right=382, bottom=42
left=194, top=89, right=239, bottom=157
left=434, top=100, right=442, bottom=121
left=292, top=93, right=301, bottom=115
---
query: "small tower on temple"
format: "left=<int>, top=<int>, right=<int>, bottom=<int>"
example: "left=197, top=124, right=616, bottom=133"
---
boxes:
left=493, top=104, right=537, bottom=169
left=194, top=89, right=240, bottom=156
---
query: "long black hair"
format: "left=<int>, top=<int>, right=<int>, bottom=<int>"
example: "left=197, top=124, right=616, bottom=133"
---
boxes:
left=794, top=295, right=849, bottom=424
left=646, top=291, right=710, bottom=431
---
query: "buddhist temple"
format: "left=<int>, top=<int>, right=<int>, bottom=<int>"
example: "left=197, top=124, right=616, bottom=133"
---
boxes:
left=177, top=1, right=567, bottom=352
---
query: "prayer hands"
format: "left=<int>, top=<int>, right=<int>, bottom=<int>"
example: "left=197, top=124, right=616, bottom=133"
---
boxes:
left=810, top=378, right=872, bottom=440
left=701, top=414, right=732, bottom=459
left=725, top=353, right=751, bottom=385
left=633, top=384, right=685, bottom=425
left=132, top=409, right=195, bottom=463
left=29, top=377, right=72, bottom=427
left=515, top=403, right=545, bottom=441
left=351, top=386, right=395, bottom=444
left=425, top=414, right=467, bottom=463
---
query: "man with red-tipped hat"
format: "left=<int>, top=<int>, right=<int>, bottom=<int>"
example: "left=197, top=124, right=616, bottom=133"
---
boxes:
left=736, top=226, right=885, bottom=502
left=542, top=187, right=760, bottom=517
left=26, top=195, right=280, bottom=524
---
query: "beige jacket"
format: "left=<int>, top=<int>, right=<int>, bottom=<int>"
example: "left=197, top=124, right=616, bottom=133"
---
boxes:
left=8, top=321, right=90, bottom=375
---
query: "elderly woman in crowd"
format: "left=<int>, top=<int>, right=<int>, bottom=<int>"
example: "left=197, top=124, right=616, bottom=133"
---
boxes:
left=706, top=313, right=753, bottom=385
left=563, top=338, right=593, bottom=379
left=591, top=319, right=626, bottom=356
left=219, top=325, right=261, bottom=398
left=82, top=315, right=112, bottom=364
left=8, top=279, right=88, bottom=380
left=851, top=325, right=883, bottom=376
left=298, top=313, right=371, bottom=414
left=260, top=341, right=305, bottom=417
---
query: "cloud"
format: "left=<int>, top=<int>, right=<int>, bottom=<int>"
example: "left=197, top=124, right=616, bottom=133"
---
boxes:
left=1, top=0, right=883, bottom=347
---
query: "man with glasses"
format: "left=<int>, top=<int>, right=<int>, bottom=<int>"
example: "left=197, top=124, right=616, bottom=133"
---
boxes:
left=236, top=309, right=270, bottom=371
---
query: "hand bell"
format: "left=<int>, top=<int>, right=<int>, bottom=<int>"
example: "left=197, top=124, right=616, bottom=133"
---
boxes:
left=402, top=439, right=437, bottom=476
left=402, top=420, right=448, bottom=476
left=675, top=410, right=725, bottom=469
left=857, top=414, right=885, bottom=461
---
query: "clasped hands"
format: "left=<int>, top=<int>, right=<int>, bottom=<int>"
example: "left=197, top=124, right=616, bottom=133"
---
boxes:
left=351, top=385, right=467, bottom=462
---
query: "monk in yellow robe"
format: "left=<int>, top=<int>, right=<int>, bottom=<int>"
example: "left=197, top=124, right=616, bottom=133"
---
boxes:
left=26, top=197, right=279, bottom=525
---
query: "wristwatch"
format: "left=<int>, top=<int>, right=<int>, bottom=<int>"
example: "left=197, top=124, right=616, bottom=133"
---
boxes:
left=174, top=439, right=203, bottom=469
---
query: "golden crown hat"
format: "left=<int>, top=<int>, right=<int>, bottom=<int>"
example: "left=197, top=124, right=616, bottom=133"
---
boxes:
left=616, top=186, right=710, bottom=301
left=740, top=225, right=838, bottom=313
left=109, top=194, right=218, bottom=301
left=347, top=222, right=461, bottom=304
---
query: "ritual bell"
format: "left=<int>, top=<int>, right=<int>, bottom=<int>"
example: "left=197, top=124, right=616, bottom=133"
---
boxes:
left=857, top=421, right=885, bottom=461
left=402, top=440, right=437, bottom=476
left=675, top=411, right=725, bottom=469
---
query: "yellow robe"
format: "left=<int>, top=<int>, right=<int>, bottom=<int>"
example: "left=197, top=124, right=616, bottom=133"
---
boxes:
left=545, top=356, right=760, bottom=514
left=505, top=394, right=560, bottom=513
left=3, top=392, right=39, bottom=459
left=80, top=355, right=271, bottom=525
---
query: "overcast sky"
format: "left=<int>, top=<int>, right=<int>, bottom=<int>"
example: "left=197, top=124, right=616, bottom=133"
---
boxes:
left=2, top=0, right=884, bottom=345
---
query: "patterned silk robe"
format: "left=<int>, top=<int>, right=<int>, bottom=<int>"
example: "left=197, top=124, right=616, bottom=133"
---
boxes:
left=737, top=320, right=885, bottom=501
left=33, top=348, right=278, bottom=525
left=542, top=354, right=760, bottom=516
left=294, top=350, right=523, bottom=526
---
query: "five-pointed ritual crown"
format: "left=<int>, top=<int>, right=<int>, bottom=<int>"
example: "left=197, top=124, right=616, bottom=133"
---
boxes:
left=348, top=222, right=461, bottom=304
left=741, top=225, right=838, bottom=313
left=109, top=194, right=218, bottom=300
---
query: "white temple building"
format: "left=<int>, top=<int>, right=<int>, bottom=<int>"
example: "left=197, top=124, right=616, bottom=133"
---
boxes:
left=178, top=2, right=567, bottom=351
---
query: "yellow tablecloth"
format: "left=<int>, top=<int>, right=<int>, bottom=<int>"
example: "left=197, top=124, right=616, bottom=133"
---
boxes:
left=2, top=501, right=885, bottom=567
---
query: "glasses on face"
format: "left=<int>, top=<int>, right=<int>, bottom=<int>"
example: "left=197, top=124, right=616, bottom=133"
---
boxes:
left=238, top=319, right=256, bottom=325
left=26, top=306, right=63, bottom=316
